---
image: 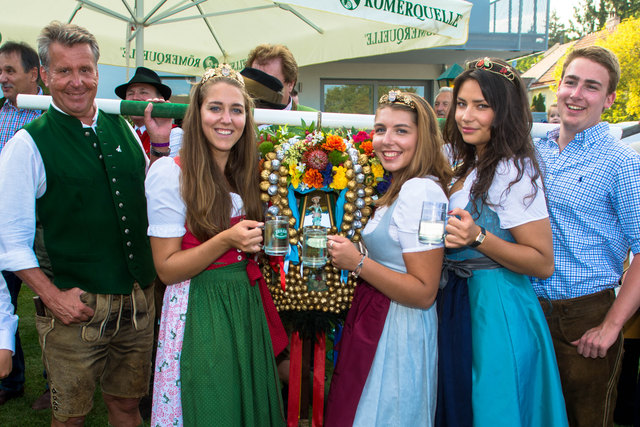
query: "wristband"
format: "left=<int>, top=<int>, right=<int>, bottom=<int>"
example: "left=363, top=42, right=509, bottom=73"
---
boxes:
left=150, top=141, right=170, bottom=147
left=351, top=253, right=366, bottom=278
left=150, top=146, right=171, bottom=157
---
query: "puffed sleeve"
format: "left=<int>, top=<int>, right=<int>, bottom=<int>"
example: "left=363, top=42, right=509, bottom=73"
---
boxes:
left=489, top=159, right=548, bottom=229
left=393, top=177, right=448, bottom=253
left=145, top=157, right=186, bottom=238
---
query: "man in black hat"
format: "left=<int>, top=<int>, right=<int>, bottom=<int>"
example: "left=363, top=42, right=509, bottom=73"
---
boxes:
left=115, top=67, right=182, bottom=159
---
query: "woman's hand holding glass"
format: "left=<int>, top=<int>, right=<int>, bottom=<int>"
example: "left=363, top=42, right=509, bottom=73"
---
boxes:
left=444, top=208, right=482, bottom=249
left=223, top=220, right=264, bottom=253
left=327, top=235, right=362, bottom=272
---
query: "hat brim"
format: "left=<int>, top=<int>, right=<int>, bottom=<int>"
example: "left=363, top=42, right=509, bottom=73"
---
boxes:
left=115, top=78, right=172, bottom=100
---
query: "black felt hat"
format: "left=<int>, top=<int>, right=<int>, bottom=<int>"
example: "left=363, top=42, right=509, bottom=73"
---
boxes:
left=240, top=67, right=286, bottom=109
left=115, top=67, right=172, bottom=100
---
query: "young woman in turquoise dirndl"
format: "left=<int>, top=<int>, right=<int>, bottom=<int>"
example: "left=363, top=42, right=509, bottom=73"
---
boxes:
left=436, top=57, right=568, bottom=427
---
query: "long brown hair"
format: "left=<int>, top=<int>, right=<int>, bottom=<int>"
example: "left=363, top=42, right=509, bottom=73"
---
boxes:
left=443, top=58, right=540, bottom=213
left=376, top=92, right=451, bottom=206
left=180, top=77, right=262, bottom=242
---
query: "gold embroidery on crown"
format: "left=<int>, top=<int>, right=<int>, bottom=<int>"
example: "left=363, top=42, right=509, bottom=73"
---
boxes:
left=378, top=90, right=416, bottom=109
left=201, top=63, right=245, bottom=87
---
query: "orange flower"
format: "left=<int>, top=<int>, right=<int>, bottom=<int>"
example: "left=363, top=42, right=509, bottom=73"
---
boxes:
left=322, top=134, right=346, bottom=152
left=360, top=139, right=374, bottom=156
left=303, top=169, right=324, bottom=188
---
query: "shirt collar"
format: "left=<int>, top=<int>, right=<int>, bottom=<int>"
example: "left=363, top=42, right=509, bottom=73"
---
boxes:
left=2, top=86, right=44, bottom=109
left=50, top=98, right=100, bottom=128
left=545, top=122, right=611, bottom=149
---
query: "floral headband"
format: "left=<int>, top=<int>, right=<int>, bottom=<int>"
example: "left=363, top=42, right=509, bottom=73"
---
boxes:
left=379, top=90, right=416, bottom=109
left=468, top=57, right=515, bottom=83
left=201, top=63, right=245, bottom=87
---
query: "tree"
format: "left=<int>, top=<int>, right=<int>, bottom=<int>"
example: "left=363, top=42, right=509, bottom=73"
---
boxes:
left=570, top=0, right=640, bottom=37
left=570, top=0, right=608, bottom=37
left=548, top=10, right=571, bottom=45
left=324, top=85, right=373, bottom=114
left=598, top=17, right=640, bottom=122
left=514, top=53, right=544, bottom=73
left=531, top=93, right=546, bottom=112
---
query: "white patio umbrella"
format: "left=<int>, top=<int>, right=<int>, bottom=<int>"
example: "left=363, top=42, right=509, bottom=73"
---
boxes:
left=2, top=0, right=472, bottom=76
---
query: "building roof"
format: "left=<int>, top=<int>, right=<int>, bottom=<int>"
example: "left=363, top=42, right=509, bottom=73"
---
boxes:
left=528, top=30, right=609, bottom=90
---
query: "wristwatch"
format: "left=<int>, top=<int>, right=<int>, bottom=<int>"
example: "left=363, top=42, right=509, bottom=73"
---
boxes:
left=469, top=226, right=486, bottom=248
left=150, top=146, right=171, bottom=157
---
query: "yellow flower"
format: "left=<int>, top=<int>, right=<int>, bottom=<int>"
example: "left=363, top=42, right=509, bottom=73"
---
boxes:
left=330, top=166, right=348, bottom=190
left=290, top=163, right=302, bottom=188
left=371, top=163, right=384, bottom=180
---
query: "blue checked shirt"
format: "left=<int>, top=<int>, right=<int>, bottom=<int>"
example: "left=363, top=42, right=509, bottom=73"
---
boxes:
left=532, top=122, right=640, bottom=300
left=0, top=87, right=43, bottom=153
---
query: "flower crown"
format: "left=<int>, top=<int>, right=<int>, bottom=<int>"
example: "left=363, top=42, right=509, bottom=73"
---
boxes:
left=379, top=90, right=416, bottom=109
left=468, top=57, right=515, bottom=83
left=201, top=63, right=245, bottom=87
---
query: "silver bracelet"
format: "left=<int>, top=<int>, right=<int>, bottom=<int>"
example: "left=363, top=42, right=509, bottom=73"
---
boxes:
left=351, top=253, right=366, bottom=278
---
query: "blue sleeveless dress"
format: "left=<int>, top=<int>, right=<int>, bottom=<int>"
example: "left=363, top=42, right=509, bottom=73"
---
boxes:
left=438, top=199, right=568, bottom=427
left=352, top=198, right=438, bottom=426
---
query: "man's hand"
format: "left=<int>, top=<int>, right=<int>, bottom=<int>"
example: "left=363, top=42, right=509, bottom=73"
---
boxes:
left=571, top=322, right=620, bottom=358
left=0, top=349, right=12, bottom=379
left=44, top=287, right=94, bottom=325
left=143, top=99, right=173, bottom=145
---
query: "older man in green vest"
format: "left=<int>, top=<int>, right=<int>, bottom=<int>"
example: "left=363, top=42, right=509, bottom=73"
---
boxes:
left=0, top=21, right=156, bottom=427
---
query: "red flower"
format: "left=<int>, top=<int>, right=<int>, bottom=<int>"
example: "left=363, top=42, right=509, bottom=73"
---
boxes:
left=353, top=130, right=370, bottom=144
left=302, top=149, right=329, bottom=170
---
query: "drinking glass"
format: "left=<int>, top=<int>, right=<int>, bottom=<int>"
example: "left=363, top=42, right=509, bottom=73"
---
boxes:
left=418, top=201, right=448, bottom=244
left=301, top=226, right=328, bottom=268
left=264, top=216, right=289, bottom=256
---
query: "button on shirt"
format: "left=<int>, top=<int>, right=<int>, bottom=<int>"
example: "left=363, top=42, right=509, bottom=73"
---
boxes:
left=532, top=122, right=640, bottom=300
left=0, top=87, right=43, bottom=153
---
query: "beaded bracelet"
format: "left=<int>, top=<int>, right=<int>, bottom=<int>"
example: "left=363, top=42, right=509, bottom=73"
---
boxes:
left=351, top=253, right=366, bottom=278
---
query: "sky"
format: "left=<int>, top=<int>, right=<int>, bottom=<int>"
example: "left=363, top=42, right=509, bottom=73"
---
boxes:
left=551, top=0, right=582, bottom=24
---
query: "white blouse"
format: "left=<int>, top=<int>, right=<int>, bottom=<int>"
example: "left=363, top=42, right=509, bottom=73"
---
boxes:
left=365, top=176, right=448, bottom=253
left=145, top=157, right=244, bottom=239
left=449, top=158, right=548, bottom=229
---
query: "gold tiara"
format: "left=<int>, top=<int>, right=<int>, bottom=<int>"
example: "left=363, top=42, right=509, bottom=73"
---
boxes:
left=379, top=90, right=416, bottom=109
left=201, top=63, right=245, bottom=87
left=468, top=57, right=516, bottom=83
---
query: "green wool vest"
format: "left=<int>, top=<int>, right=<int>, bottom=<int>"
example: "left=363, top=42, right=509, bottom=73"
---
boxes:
left=25, top=106, right=155, bottom=294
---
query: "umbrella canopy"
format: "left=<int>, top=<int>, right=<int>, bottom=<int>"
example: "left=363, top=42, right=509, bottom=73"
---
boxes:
left=2, top=0, right=472, bottom=76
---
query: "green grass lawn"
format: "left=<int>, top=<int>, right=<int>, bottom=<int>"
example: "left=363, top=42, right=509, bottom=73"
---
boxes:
left=0, top=287, right=109, bottom=427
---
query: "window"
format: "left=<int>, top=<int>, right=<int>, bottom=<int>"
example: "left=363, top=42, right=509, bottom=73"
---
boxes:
left=321, top=79, right=431, bottom=114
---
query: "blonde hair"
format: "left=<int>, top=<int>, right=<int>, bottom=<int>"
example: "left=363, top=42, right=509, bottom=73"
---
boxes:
left=376, top=92, right=451, bottom=206
left=180, top=77, right=261, bottom=242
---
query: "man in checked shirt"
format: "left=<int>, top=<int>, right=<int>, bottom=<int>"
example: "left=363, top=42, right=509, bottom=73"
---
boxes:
left=0, top=40, right=43, bottom=407
left=533, top=46, right=640, bottom=427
